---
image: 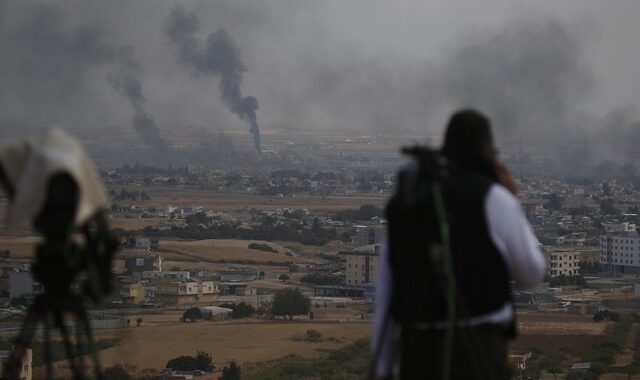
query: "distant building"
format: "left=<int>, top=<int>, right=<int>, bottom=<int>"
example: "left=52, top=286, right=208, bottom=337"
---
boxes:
left=125, top=254, right=163, bottom=277
left=154, top=280, right=218, bottom=305
left=153, top=368, right=220, bottom=379
left=353, top=226, right=384, bottom=249
left=9, top=271, right=41, bottom=299
left=142, top=271, right=190, bottom=281
left=123, top=236, right=159, bottom=251
left=0, top=348, right=32, bottom=380
left=218, top=268, right=259, bottom=282
left=198, top=306, right=233, bottom=321
left=600, top=232, right=640, bottom=274
left=339, top=250, right=380, bottom=286
left=219, top=283, right=256, bottom=296
left=545, top=248, right=581, bottom=277
left=120, top=281, right=146, bottom=304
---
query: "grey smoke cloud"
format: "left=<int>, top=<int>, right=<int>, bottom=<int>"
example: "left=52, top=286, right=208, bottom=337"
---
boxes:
left=165, top=5, right=261, bottom=153
left=0, top=1, right=166, bottom=148
left=431, top=16, right=592, bottom=141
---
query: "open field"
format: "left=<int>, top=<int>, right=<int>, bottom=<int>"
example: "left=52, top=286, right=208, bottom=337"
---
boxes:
left=95, top=318, right=371, bottom=372
left=157, top=239, right=315, bottom=264
left=0, top=236, right=41, bottom=259
left=113, top=187, right=387, bottom=213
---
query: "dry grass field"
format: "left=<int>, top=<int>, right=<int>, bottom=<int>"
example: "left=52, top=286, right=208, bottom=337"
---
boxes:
left=157, top=239, right=315, bottom=264
left=116, top=187, right=386, bottom=213
left=95, top=318, right=371, bottom=372
left=0, top=236, right=41, bottom=259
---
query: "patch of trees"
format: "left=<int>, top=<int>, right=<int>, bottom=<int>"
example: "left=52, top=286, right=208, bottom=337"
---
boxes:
left=593, top=309, right=620, bottom=322
left=245, top=338, right=370, bottom=378
left=548, top=274, right=586, bottom=287
left=291, top=329, right=323, bottom=342
left=278, top=274, right=290, bottom=282
left=334, top=204, right=383, bottom=222
left=300, top=273, right=342, bottom=286
left=218, top=302, right=256, bottom=318
left=166, top=351, right=214, bottom=372
left=118, top=222, right=337, bottom=246
left=183, top=307, right=203, bottom=322
left=248, top=243, right=277, bottom=252
left=109, top=188, right=150, bottom=201
left=222, top=361, right=241, bottom=380
left=271, top=288, right=311, bottom=320
left=186, top=212, right=210, bottom=227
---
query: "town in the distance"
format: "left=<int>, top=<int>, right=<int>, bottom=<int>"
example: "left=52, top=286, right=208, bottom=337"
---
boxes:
left=1, top=127, right=639, bottom=379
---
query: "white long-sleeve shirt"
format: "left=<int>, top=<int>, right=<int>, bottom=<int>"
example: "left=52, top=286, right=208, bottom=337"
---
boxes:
left=372, top=183, right=547, bottom=377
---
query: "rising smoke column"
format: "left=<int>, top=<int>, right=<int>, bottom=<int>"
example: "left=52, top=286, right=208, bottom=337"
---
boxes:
left=165, top=5, right=261, bottom=153
left=0, top=2, right=166, bottom=148
left=108, top=46, right=167, bottom=150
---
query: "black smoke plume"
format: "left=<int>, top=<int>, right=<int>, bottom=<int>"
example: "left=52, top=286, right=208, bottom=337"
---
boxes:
left=165, top=5, right=261, bottom=153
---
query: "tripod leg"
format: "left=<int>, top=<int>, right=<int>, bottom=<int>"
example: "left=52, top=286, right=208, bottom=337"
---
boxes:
left=73, top=304, right=105, bottom=380
left=55, top=310, right=83, bottom=380
left=6, top=307, right=41, bottom=379
left=44, top=315, right=53, bottom=380
left=74, top=313, right=86, bottom=377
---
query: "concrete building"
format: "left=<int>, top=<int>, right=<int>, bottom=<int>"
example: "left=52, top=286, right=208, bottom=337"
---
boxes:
left=198, top=306, right=233, bottom=321
left=218, top=268, right=259, bottom=282
left=9, top=271, right=40, bottom=300
left=125, top=254, right=163, bottom=277
left=120, top=281, right=146, bottom=304
left=142, top=271, right=190, bottom=280
left=154, top=280, right=218, bottom=305
left=0, top=348, right=32, bottom=380
left=600, top=232, right=640, bottom=274
left=546, top=249, right=581, bottom=277
left=339, top=250, right=380, bottom=285
left=353, top=225, right=384, bottom=249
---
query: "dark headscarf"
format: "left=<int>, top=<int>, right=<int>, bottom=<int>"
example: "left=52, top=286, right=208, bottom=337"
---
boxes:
left=441, top=109, right=497, bottom=180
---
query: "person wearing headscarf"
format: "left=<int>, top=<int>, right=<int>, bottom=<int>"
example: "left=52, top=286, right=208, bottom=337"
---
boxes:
left=374, top=109, right=546, bottom=379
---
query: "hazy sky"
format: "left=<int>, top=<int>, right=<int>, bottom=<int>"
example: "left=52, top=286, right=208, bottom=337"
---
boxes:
left=1, top=0, right=639, bottom=146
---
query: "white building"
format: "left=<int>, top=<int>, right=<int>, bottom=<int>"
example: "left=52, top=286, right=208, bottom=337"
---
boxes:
left=600, top=232, right=640, bottom=274
left=546, top=249, right=581, bottom=277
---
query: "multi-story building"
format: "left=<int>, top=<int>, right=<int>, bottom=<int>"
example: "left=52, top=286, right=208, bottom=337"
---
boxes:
left=353, top=225, right=384, bottom=249
left=600, top=232, right=640, bottom=274
left=120, top=281, right=146, bottom=304
left=125, top=254, right=162, bottom=277
left=0, top=348, right=32, bottom=380
left=339, top=248, right=380, bottom=286
left=154, top=279, right=218, bottom=305
left=546, top=248, right=581, bottom=277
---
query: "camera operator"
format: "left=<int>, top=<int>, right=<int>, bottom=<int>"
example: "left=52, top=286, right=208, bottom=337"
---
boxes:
left=373, top=109, right=546, bottom=379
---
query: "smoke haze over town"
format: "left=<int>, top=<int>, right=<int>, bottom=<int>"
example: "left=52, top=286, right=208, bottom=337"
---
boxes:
left=1, top=0, right=640, bottom=170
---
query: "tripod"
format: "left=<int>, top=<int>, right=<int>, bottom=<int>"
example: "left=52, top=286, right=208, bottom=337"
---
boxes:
left=4, top=174, right=116, bottom=380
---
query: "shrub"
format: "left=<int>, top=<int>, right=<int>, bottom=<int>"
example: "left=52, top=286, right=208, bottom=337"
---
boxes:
left=248, top=243, right=277, bottom=253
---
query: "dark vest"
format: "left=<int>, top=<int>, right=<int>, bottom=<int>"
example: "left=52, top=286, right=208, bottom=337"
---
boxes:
left=386, top=165, right=511, bottom=324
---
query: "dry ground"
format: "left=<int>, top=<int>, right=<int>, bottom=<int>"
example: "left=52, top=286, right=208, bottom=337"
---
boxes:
left=115, top=187, right=386, bottom=213
left=95, top=318, right=371, bottom=372
left=157, top=239, right=314, bottom=264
